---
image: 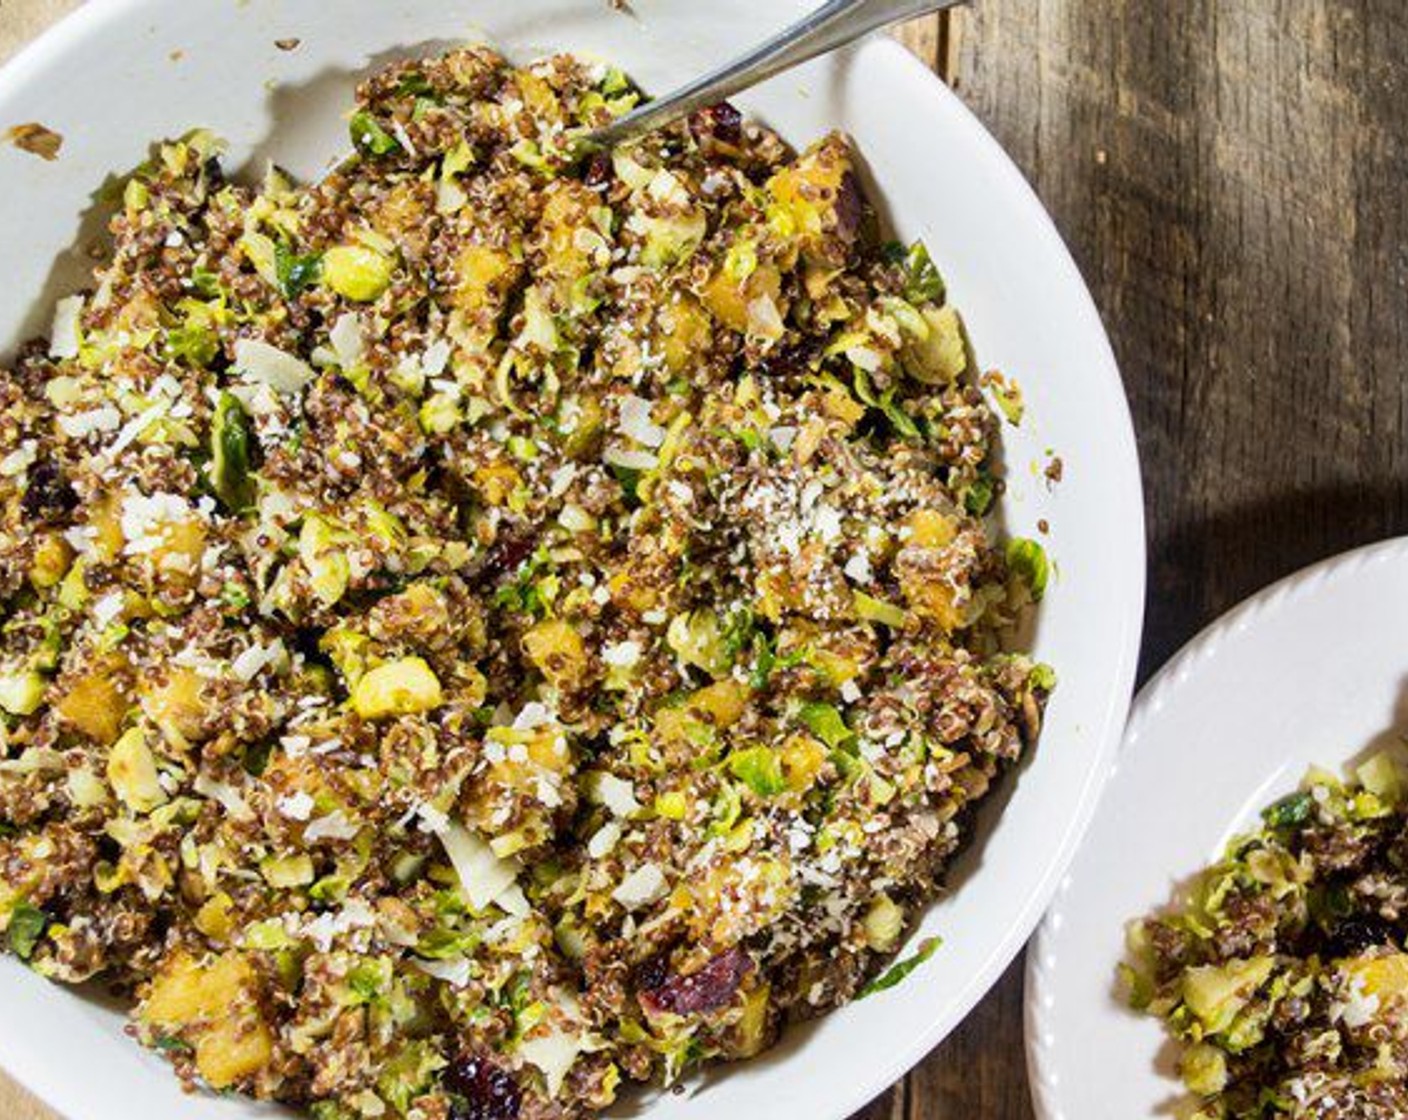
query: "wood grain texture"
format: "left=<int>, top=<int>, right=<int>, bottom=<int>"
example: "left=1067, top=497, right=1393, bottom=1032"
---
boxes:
left=902, top=2, right=1408, bottom=1118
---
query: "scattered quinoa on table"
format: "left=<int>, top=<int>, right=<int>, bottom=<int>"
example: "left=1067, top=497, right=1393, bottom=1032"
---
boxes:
left=0, top=45, right=1050, bottom=1120
left=1125, top=753, right=1408, bottom=1120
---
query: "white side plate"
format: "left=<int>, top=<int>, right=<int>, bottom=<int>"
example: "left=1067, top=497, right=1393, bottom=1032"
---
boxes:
left=1027, top=538, right=1408, bottom=1120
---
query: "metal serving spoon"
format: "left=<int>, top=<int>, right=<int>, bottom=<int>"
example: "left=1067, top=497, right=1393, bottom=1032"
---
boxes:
left=583, top=0, right=967, bottom=150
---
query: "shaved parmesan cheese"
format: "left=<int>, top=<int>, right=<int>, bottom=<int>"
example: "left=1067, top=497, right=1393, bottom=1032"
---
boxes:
left=231, top=638, right=287, bottom=682
left=0, top=442, right=36, bottom=477
left=511, top=702, right=555, bottom=732
left=105, top=399, right=171, bottom=460
left=844, top=551, right=873, bottom=585
left=601, top=640, right=641, bottom=669
left=618, top=394, right=666, bottom=447
left=192, top=773, right=255, bottom=822
left=49, top=295, right=84, bottom=360
left=57, top=406, right=120, bottom=439
left=304, top=811, right=360, bottom=842
left=234, top=337, right=315, bottom=393
left=612, top=863, right=667, bottom=910
left=588, top=820, right=622, bottom=859
left=588, top=772, right=641, bottom=819
left=604, top=444, right=658, bottom=471
left=437, top=820, right=522, bottom=912
left=414, top=957, right=473, bottom=987
left=329, top=313, right=364, bottom=370
left=277, top=791, right=315, bottom=821
left=518, top=1027, right=586, bottom=1098
left=421, top=337, right=452, bottom=377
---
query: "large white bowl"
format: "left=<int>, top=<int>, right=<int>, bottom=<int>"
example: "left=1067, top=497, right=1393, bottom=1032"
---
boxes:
left=0, top=3, right=1144, bottom=1118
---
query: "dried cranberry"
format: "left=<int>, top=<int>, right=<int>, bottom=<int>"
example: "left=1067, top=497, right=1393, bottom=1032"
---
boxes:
left=1328, top=916, right=1401, bottom=958
left=21, top=460, right=76, bottom=521
left=445, top=1056, right=521, bottom=1120
left=833, top=170, right=863, bottom=246
left=634, top=951, right=671, bottom=993
left=754, top=339, right=819, bottom=381
left=690, top=101, right=743, bottom=146
left=639, top=946, right=753, bottom=1016
left=474, top=527, right=538, bottom=585
left=583, top=150, right=613, bottom=189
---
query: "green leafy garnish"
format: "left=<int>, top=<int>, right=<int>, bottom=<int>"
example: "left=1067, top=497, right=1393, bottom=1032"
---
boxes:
left=242, top=739, right=274, bottom=777
left=189, top=267, right=223, bottom=299
left=492, top=546, right=554, bottom=619
left=1262, top=791, right=1313, bottom=830
left=211, top=391, right=256, bottom=512
left=728, top=747, right=787, bottom=798
left=165, top=321, right=220, bottom=368
left=902, top=242, right=945, bottom=304
left=350, top=110, right=401, bottom=157
left=879, top=390, right=922, bottom=440
left=153, top=1034, right=193, bottom=1054
left=960, top=472, right=996, bottom=516
left=749, top=632, right=776, bottom=691
left=610, top=464, right=643, bottom=507
left=275, top=243, right=323, bottom=299
left=396, top=71, right=436, bottom=97
left=800, top=702, right=854, bottom=750
left=1029, top=663, right=1058, bottom=692
left=1005, top=537, right=1050, bottom=600
left=8, top=902, right=47, bottom=961
left=858, top=936, right=942, bottom=998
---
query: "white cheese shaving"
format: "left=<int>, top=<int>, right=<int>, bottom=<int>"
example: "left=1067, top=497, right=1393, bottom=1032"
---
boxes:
left=304, top=811, right=360, bottom=842
left=813, top=504, right=843, bottom=543
left=421, top=337, right=452, bottom=377
left=603, top=444, right=658, bottom=471
left=0, top=442, right=36, bottom=477
left=512, top=701, right=555, bottom=732
left=234, top=337, right=315, bottom=393
left=49, top=295, right=84, bottom=360
left=303, top=899, right=376, bottom=951
left=601, top=640, right=641, bottom=669
left=518, top=1027, right=586, bottom=1098
left=90, top=591, right=125, bottom=629
left=231, top=638, right=286, bottom=682
left=277, top=791, right=315, bottom=821
left=612, top=863, right=667, bottom=910
left=57, top=406, right=121, bottom=439
left=618, top=394, right=666, bottom=448
left=588, top=820, right=622, bottom=859
left=104, top=399, right=171, bottom=460
left=329, top=313, right=365, bottom=370
left=590, top=772, right=641, bottom=819
left=437, top=820, right=522, bottom=912
left=192, top=773, right=255, bottom=822
left=844, top=551, right=874, bottom=585
left=414, top=957, right=473, bottom=987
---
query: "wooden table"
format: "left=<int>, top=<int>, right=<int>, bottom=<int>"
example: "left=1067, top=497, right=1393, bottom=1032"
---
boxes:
left=6, top=3, right=1408, bottom=1118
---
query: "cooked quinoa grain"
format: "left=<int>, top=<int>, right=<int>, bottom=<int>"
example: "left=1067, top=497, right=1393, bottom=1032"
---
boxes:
left=1125, top=756, right=1408, bottom=1119
left=0, top=47, right=1050, bottom=1119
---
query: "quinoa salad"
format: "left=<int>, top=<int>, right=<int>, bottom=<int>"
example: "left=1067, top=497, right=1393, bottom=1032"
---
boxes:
left=1124, top=754, right=1408, bottom=1119
left=0, top=47, right=1051, bottom=1120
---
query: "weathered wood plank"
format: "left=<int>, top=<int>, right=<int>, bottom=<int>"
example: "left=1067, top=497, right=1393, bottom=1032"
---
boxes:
left=897, top=3, right=1408, bottom=1120
left=892, top=16, right=942, bottom=73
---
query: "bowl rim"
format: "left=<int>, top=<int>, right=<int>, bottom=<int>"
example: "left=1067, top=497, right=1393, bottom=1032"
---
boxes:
left=0, top=4, right=1147, bottom=1117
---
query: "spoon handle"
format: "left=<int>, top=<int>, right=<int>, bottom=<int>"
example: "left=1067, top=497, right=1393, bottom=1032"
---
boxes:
left=586, top=0, right=966, bottom=148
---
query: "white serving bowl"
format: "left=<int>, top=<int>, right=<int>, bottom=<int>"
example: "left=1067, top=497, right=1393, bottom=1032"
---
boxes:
left=0, top=3, right=1144, bottom=1118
